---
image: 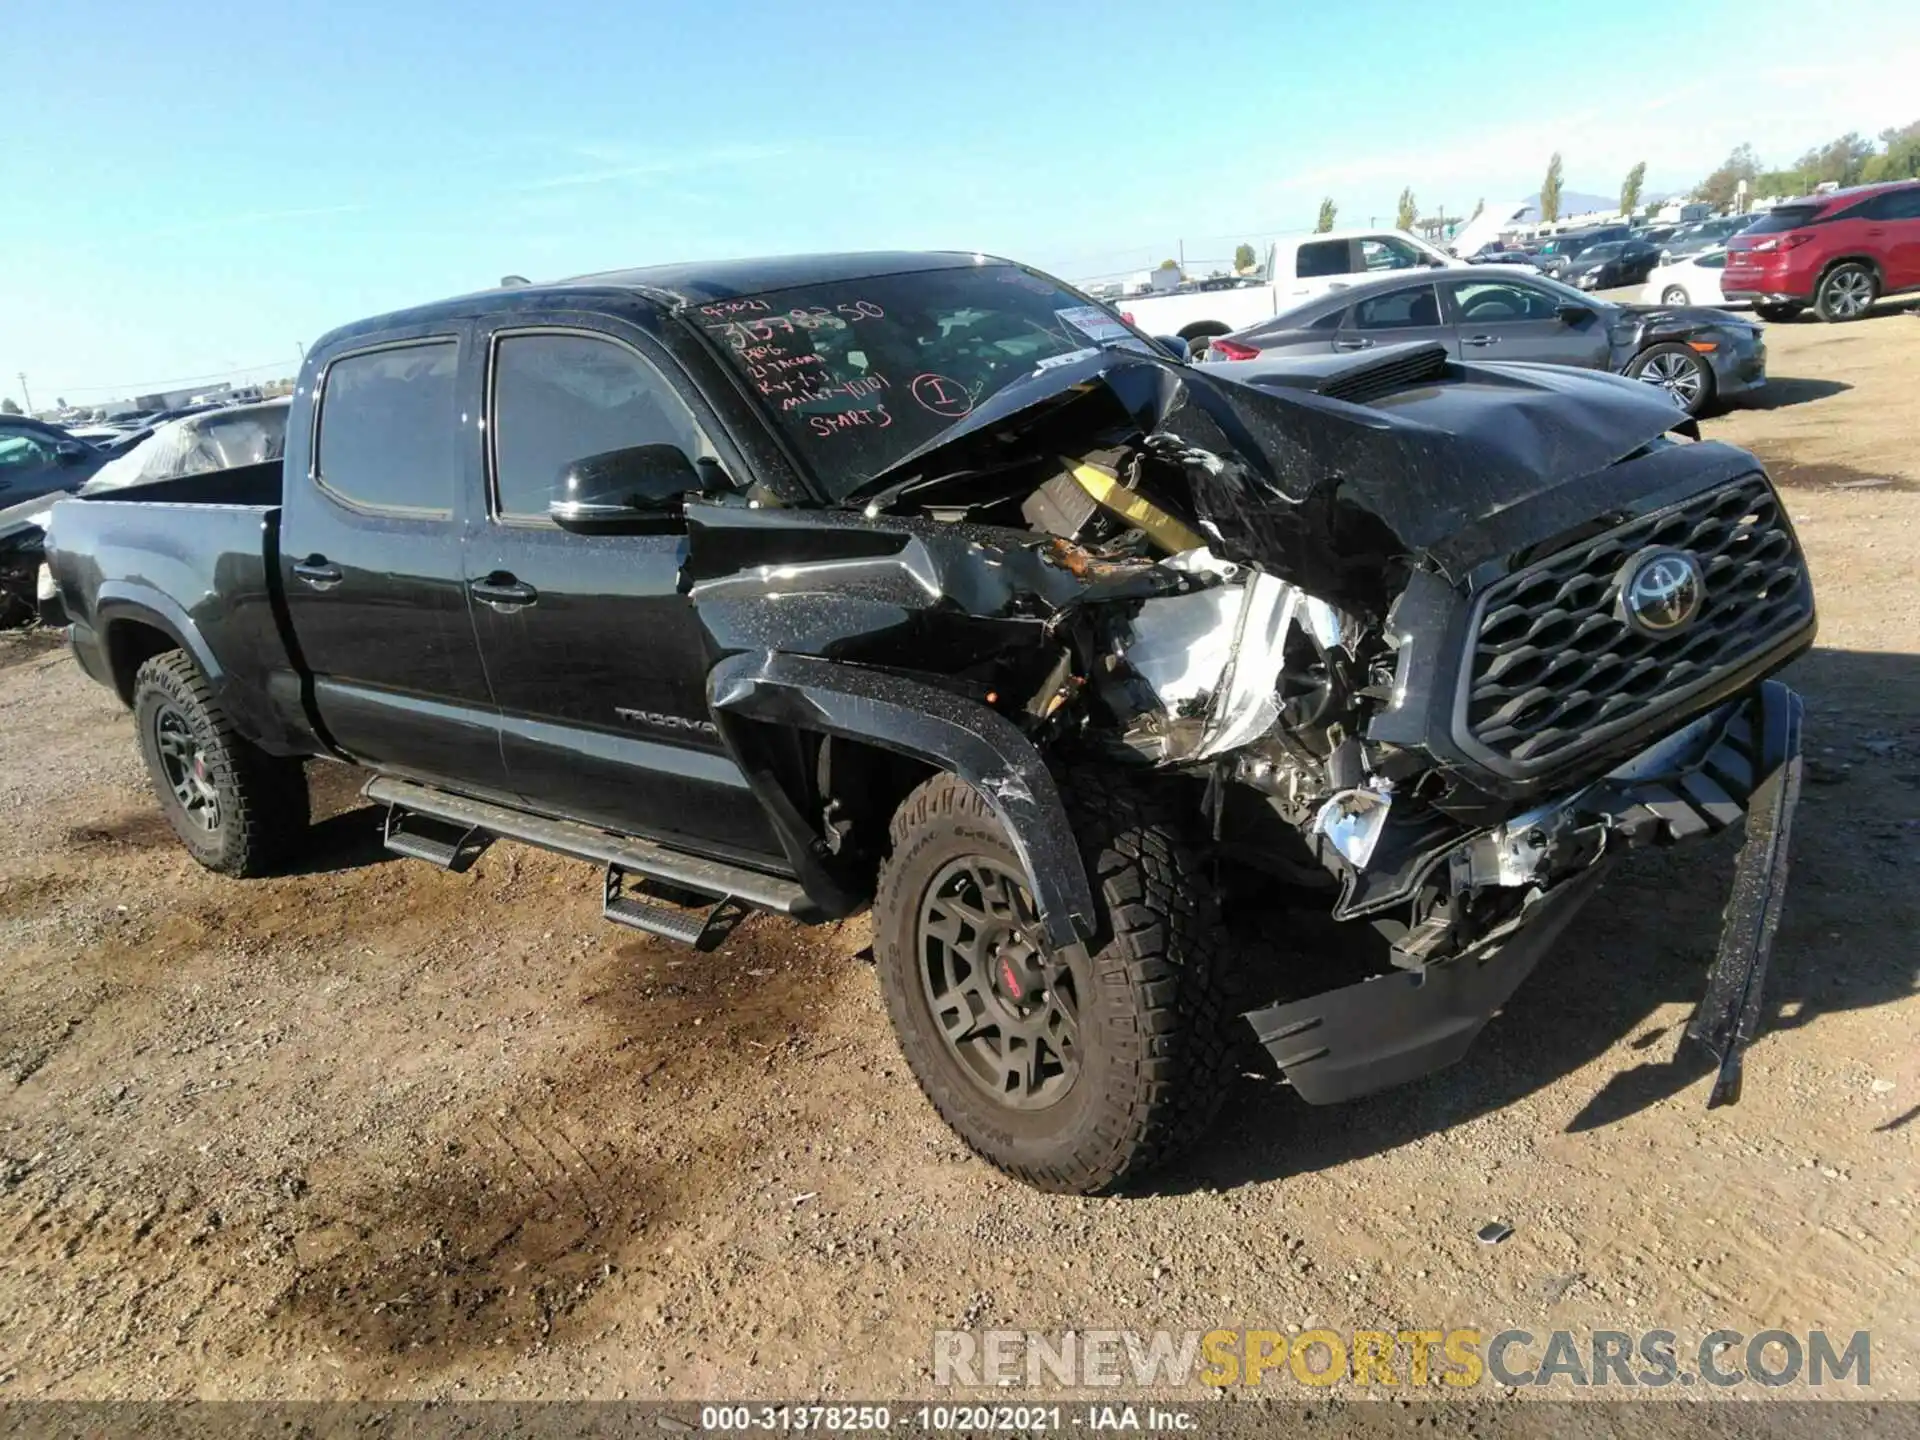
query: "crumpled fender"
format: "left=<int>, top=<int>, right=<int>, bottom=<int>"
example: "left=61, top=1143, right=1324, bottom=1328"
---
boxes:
left=706, top=650, right=1096, bottom=951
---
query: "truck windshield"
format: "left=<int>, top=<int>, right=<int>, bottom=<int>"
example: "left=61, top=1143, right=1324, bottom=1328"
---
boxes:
left=689, top=263, right=1148, bottom=499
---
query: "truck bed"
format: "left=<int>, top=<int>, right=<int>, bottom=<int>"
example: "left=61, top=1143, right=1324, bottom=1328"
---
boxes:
left=48, top=463, right=320, bottom=756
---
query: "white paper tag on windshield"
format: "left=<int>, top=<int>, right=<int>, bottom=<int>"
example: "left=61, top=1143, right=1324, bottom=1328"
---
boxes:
left=1057, top=306, right=1131, bottom=343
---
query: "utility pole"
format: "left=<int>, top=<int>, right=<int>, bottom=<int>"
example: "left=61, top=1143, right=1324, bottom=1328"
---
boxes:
left=16, top=373, right=31, bottom=415
left=1178, top=238, right=1185, bottom=271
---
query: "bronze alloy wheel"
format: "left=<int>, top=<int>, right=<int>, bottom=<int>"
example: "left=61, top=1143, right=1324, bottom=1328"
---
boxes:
left=916, top=854, right=1081, bottom=1110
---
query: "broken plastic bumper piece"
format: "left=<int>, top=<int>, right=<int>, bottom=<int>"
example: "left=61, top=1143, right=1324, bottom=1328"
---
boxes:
left=1246, top=680, right=1806, bottom=1107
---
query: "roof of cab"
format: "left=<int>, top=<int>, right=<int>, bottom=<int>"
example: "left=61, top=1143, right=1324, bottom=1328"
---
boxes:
left=557, top=250, right=997, bottom=303
left=311, top=251, right=1009, bottom=352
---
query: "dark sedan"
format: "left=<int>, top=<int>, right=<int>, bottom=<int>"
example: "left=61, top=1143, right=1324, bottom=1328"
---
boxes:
left=1562, top=239, right=1662, bottom=291
left=1204, top=266, right=1765, bottom=415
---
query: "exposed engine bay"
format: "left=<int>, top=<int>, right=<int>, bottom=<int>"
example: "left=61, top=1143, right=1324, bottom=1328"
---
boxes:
left=688, top=343, right=1816, bottom=1104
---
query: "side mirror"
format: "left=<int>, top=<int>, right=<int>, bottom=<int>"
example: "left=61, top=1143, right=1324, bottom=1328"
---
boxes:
left=1153, top=335, right=1192, bottom=362
left=1556, top=303, right=1593, bottom=325
left=549, top=443, right=710, bottom=533
left=55, top=440, right=90, bottom=465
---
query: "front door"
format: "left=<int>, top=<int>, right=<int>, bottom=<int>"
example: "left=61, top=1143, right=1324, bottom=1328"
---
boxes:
left=464, top=321, right=783, bottom=865
left=1444, top=277, right=1613, bottom=367
left=1864, top=186, right=1920, bottom=292
left=278, top=330, right=511, bottom=797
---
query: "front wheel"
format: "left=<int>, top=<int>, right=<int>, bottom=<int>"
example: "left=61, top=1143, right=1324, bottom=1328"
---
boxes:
left=1627, top=342, right=1716, bottom=416
left=1814, top=263, right=1877, bottom=322
left=873, top=771, right=1231, bottom=1193
left=133, top=651, right=311, bottom=876
left=1661, top=285, right=1690, bottom=305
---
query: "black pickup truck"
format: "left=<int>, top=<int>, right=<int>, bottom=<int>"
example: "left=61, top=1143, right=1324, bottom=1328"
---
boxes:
left=44, top=252, right=1814, bottom=1194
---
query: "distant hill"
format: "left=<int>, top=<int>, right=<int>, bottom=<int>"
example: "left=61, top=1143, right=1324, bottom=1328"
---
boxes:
left=1514, top=189, right=1618, bottom=221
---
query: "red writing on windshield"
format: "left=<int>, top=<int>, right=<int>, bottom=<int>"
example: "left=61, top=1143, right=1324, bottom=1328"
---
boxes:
left=808, top=405, right=893, bottom=437
left=910, top=373, right=973, bottom=419
left=697, top=298, right=771, bottom=319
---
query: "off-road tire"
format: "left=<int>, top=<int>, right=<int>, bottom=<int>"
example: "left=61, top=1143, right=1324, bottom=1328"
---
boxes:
left=1754, top=302, right=1802, bottom=322
left=1814, top=263, right=1877, bottom=323
left=873, top=769, right=1232, bottom=1193
left=132, top=651, right=310, bottom=876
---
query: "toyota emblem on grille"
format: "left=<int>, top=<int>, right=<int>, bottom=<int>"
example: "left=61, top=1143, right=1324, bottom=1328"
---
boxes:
left=1617, top=548, right=1707, bottom=635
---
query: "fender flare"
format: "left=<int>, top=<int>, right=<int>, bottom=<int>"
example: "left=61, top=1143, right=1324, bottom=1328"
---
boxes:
left=707, top=651, right=1097, bottom=951
left=93, top=583, right=222, bottom=701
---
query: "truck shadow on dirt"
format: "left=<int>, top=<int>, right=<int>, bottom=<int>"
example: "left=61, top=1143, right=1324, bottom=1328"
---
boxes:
left=1159, top=644, right=1919, bottom=1196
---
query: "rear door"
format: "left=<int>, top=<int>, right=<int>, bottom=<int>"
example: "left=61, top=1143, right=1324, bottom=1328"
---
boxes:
left=1287, top=237, right=1354, bottom=303
left=1862, top=185, right=1920, bottom=291
left=1330, top=282, right=1450, bottom=355
left=278, top=328, right=511, bottom=796
left=463, top=316, right=784, bottom=864
left=1443, top=276, right=1611, bottom=366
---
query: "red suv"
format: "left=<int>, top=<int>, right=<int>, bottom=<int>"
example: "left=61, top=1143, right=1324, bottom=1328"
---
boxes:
left=1721, top=180, right=1920, bottom=322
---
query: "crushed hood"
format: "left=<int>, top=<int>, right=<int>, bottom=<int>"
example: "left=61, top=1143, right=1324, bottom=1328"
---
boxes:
left=854, top=348, right=1699, bottom=616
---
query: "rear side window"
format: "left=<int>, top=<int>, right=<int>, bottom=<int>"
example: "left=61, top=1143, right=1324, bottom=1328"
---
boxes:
left=315, top=341, right=460, bottom=516
left=1353, top=285, right=1440, bottom=329
left=1296, top=240, right=1351, bottom=278
left=489, top=332, right=715, bottom=521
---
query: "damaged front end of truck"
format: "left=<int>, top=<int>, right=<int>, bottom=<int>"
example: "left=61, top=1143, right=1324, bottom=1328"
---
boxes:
left=685, top=342, right=1814, bottom=1109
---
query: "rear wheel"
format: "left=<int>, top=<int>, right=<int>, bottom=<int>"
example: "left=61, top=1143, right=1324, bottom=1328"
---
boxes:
left=873, top=770, right=1231, bottom=1193
left=133, top=651, right=310, bottom=876
left=1178, top=321, right=1231, bottom=360
left=1627, top=342, right=1716, bottom=416
left=1814, top=263, right=1877, bottom=322
left=1754, top=302, right=1803, bottom=322
left=1661, top=285, right=1690, bottom=305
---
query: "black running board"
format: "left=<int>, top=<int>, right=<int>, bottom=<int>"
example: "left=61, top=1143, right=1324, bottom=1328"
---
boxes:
left=364, top=777, right=809, bottom=941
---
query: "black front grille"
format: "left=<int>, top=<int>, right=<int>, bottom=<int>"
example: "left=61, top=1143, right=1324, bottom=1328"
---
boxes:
left=1463, top=475, right=1812, bottom=770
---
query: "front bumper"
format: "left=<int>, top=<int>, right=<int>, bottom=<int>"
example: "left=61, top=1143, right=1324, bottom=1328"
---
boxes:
left=1247, top=680, right=1805, bottom=1106
left=1710, top=330, right=1768, bottom=397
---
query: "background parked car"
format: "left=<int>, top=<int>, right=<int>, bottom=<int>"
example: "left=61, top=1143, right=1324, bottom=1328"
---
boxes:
left=1721, top=179, right=1920, bottom=322
left=1562, top=238, right=1663, bottom=290
left=1205, top=266, right=1765, bottom=416
left=1533, top=225, right=1634, bottom=281
left=1642, top=248, right=1746, bottom=308
left=1468, top=246, right=1540, bottom=266
left=1660, top=213, right=1757, bottom=264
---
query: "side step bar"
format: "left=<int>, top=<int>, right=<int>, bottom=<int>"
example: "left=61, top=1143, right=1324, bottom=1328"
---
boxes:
left=365, top=777, right=810, bottom=947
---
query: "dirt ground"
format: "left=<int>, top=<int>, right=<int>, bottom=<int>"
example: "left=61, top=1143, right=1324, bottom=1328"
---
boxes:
left=1, top=310, right=1915, bottom=1405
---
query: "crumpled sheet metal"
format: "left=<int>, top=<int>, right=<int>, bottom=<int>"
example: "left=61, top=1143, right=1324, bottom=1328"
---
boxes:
left=858, top=351, right=1695, bottom=618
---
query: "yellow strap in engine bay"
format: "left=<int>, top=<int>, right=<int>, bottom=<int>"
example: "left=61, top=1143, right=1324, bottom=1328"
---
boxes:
left=1066, top=460, right=1206, bottom=555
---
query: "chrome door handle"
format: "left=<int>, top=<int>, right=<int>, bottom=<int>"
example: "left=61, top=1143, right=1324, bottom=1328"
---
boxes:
left=471, top=574, right=538, bottom=611
left=1333, top=337, right=1374, bottom=351
left=293, top=557, right=343, bottom=590
left=1462, top=334, right=1501, bottom=347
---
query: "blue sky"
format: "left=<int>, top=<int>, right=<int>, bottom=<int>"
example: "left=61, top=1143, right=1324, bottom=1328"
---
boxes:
left=5, top=0, right=1915, bottom=407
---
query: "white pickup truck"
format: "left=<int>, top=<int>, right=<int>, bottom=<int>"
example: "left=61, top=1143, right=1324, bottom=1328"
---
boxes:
left=1117, top=230, right=1463, bottom=350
